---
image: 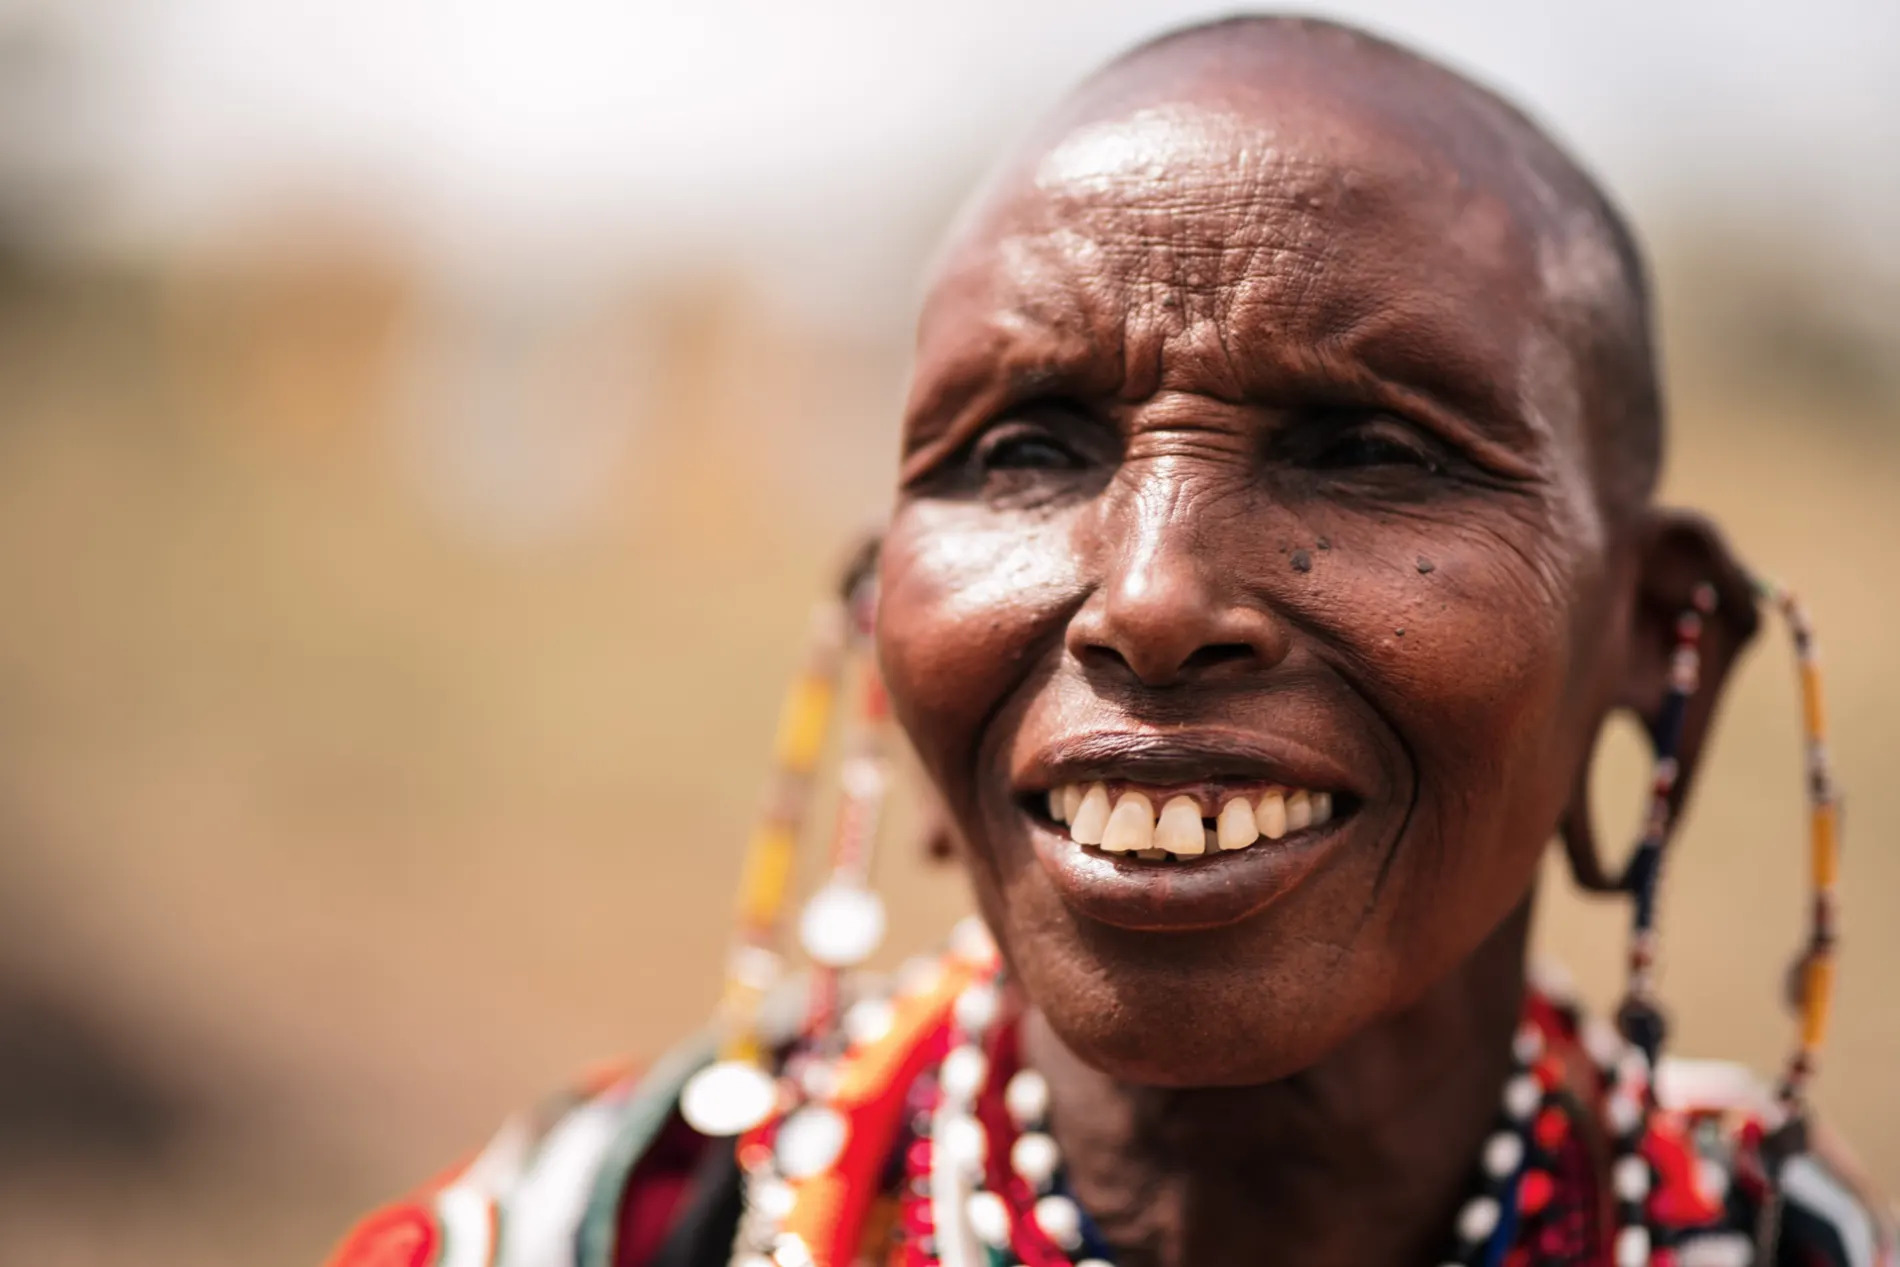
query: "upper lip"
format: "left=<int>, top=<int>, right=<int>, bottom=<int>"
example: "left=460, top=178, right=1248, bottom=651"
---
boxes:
left=1014, top=728, right=1363, bottom=798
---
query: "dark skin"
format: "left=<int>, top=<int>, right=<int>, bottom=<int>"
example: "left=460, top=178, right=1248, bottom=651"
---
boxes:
left=877, top=18, right=1757, bottom=1267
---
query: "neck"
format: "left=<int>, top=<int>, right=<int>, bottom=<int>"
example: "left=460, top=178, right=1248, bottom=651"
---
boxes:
left=1024, top=899, right=1533, bottom=1267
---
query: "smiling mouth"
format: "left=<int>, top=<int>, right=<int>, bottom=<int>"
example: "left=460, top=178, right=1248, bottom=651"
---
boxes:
left=1027, top=780, right=1353, bottom=862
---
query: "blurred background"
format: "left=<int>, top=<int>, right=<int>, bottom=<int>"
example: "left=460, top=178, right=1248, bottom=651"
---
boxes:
left=0, top=1, right=1894, bottom=1262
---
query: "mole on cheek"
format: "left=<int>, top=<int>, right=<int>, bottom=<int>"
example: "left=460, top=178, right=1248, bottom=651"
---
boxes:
left=1291, top=549, right=1313, bottom=573
left=1416, top=557, right=1436, bottom=574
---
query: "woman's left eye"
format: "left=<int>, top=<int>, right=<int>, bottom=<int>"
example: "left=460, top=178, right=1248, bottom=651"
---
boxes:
left=1301, top=416, right=1445, bottom=474
left=976, top=427, right=1081, bottom=473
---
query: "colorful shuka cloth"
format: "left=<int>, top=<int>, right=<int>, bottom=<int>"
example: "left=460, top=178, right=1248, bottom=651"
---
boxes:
left=324, top=950, right=1893, bottom=1267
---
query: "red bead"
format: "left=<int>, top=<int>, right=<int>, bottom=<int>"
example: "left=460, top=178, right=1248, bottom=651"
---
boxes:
left=1533, top=1106, right=1568, bottom=1151
left=1518, top=1168, right=1554, bottom=1216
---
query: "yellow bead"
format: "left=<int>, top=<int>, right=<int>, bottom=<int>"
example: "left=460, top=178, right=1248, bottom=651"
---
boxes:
left=774, top=677, right=835, bottom=772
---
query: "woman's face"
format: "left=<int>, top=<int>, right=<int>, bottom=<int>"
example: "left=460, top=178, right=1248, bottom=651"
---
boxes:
left=877, top=97, right=1634, bottom=1085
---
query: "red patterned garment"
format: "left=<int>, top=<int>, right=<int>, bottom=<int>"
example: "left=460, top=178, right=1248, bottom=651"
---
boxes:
left=323, top=952, right=1892, bottom=1267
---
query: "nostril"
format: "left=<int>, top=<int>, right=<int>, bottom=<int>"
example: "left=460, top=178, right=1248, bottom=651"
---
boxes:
left=1180, top=643, right=1256, bottom=673
left=1079, top=643, right=1135, bottom=676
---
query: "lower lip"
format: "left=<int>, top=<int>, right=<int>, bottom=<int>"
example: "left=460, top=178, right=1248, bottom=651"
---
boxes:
left=1027, top=816, right=1347, bottom=932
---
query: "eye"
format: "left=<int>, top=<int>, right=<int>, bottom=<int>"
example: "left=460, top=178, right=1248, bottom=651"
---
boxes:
left=1300, top=413, right=1445, bottom=474
left=975, top=424, right=1082, bottom=473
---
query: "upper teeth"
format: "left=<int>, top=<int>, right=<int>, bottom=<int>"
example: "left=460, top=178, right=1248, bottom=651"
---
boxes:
left=1045, top=783, right=1335, bottom=855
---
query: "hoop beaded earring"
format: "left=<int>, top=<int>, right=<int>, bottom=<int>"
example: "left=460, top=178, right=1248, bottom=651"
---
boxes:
left=1611, top=582, right=1718, bottom=1066
left=1751, top=579, right=1844, bottom=1259
left=680, top=540, right=883, bottom=1138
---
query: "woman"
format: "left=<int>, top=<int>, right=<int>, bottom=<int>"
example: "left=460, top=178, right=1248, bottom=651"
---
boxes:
left=326, top=17, right=1890, bottom=1267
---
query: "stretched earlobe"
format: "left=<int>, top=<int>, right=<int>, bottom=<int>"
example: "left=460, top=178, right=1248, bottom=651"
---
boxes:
left=1560, top=510, right=1760, bottom=893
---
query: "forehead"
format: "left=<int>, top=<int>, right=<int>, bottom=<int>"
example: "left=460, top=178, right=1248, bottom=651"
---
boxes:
left=914, top=97, right=1591, bottom=455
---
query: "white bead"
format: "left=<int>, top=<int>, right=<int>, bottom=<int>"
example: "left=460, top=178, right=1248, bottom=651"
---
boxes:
left=751, top=1178, right=796, bottom=1222
left=1584, top=1018, right=1625, bottom=1070
left=1512, top=1023, right=1545, bottom=1065
left=735, top=1255, right=775, bottom=1267
left=680, top=1060, right=778, bottom=1136
left=950, top=915, right=996, bottom=963
left=940, top=1045, right=989, bottom=1104
left=774, top=1105, right=849, bottom=1179
left=1695, top=1157, right=1731, bottom=1203
left=1607, top=1092, right=1643, bottom=1139
left=938, top=1113, right=987, bottom=1177
left=1502, top=1074, right=1541, bottom=1121
left=1010, top=1131, right=1061, bottom=1188
left=1613, top=1154, right=1651, bottom=1202
left=1482, top=1131, right=1523, bottom=1178
left=1033, top=1195, right=1084, bottom=1250
left=895, top=955, right=944, bottom=997
left=953, top=982, right=1000, bottom=1036
left=843, top=997, right=895, bottom=1046
left=729, top=945, right=783, bottom=990
left=1456, top=1195, right=1500, bottom=1244
left=840, top=754, right=884, bottom=800
left=772, top=1233, right=816, bottom=1267
left=1617, top=1055, right=1650, bottom=1101
left=796, top=1060, right=837, bottom=1102
left=1676, top=1232, right=1751, bottom=1266
left=1005, top=1069, right=1050, bottom=1127
left=799, top=883, right=887, bottom=967
left=966, top=1191, right=1011, bottom=1248
left=1527, top=958, right=1578, bottom=1003
left=1614, top=1225, right=1650, bottom=1267
left=1079, top=1260, right=1115, bottom=1267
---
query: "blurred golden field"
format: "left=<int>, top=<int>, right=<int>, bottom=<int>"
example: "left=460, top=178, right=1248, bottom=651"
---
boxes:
left=0, top=219, right=1894, bottom=1266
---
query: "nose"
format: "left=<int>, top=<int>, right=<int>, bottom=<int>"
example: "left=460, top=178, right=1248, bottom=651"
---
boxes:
left=1065, top=481, right=1291, bottom=687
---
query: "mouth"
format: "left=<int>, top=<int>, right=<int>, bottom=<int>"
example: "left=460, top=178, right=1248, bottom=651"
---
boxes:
left=1033, top=781, right=1348, bottom=861
left=1012, top=732, right=1369, bottom=932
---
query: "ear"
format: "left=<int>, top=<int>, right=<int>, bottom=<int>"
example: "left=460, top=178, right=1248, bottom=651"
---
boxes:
left=1561, top=510, right=1761, bottom=892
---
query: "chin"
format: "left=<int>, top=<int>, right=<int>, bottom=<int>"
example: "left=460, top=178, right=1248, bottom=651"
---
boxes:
left=1007, top=914, right=1365, bottom=1089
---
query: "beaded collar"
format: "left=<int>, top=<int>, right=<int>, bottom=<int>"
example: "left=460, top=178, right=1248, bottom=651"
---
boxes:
left=726, top=939, right=1700, bottom=1267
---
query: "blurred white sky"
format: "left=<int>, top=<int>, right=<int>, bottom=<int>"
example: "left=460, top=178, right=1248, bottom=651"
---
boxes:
left=8, top=0, right=1898, bottom=290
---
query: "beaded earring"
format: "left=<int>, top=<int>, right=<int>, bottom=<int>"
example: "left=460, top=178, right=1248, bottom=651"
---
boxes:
left=1610, top=582, right=1718, bottom=1066
left=1566, top=577, right=1846, bottom=1261
left=1751, top=579, right=1843, bottom=1257
left=680, top=542, right=886, bottom=1137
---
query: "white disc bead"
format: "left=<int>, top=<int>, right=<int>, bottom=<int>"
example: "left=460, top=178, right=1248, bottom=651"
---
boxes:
left=1482, top=1130, right=1524, bottom=1179
left=1613, top=1154, right=1652, bottom=1202
left=966, top=1191, right=1012, bottom=1249
left=1614, top=1225, right=1651, bottom=1267
left=938, top=1114, right=987, bottom=1178
left=798, top=883, right=886, bottom=967
left=1456, top=1195, right=1500, bottom=1244
left=1606, top=1092, right=1644, bottom=1139
left=843, top=997, right=895, bottom=1047
left=679, top=1060, right=778, bottom=1137
left=939, top=1045, right=989, bottom=1104
left=953, top=982, right=1000, bottom=1036
left=774, top=1105, right=849, bottom=1179
left=1033, top=1195, right=1084, bottom=1251
left=1011, top=1131, right=1061, bottom=1189
left=1005, top=1069, right=1050, bottom=1127
left=1502, top=1074, right=1542, bottom=1121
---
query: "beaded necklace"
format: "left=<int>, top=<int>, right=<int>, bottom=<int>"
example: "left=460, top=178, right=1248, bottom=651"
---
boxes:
left=897, top=971, right=1659, bottom=1267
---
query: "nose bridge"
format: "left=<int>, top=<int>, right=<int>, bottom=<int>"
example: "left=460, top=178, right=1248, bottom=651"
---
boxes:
left=1105, top=462, right=1211, bottom=618
left=1074, top=453, right=1287, bottom=685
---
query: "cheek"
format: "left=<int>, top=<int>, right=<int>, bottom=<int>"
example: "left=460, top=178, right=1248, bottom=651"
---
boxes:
left=876, top=502, right=1079, bottom=806
left=1337, top=515, right=1598, bottom=895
